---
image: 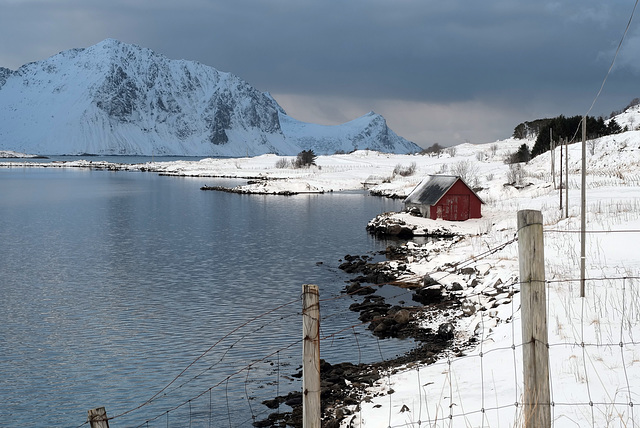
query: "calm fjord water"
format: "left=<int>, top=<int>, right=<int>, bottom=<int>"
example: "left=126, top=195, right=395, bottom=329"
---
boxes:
left=0, top=167, right=407, bottom=427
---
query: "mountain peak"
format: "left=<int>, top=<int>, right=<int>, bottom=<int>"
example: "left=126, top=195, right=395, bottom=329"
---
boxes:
left=96, top=38, right=122, bottom=46
left=0, top=41, right=420, bottom=156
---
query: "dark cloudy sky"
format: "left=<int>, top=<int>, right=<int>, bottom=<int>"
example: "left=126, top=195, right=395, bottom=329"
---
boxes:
left=1, top=0, right=639, bottom=148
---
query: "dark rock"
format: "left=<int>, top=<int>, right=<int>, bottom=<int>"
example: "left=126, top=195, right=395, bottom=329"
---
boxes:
left=423, top=274, right=440, bottom=287
left=373, top=321, right=388, bottom=334
left=412, top=285, right=443, bottom=305
left=437, top=322, right=455, bottom=340
left=459, top=267, right=476, bottom=275
left=345, top=282, right=375, bottom=295
left=393, top=309, right=411, bottom=325
left=343, top=396, right=359, bottom=405
left=450, top=282, right=464, bottom=291
left=397, top=226, right=414, bottom=238
left=324, top=419, right=342, bottom=428
left=386, top=224, right=402, bottom=235
left=262, top=398, right=281, bottom=409
left=285, top=394, right=302, bottom=407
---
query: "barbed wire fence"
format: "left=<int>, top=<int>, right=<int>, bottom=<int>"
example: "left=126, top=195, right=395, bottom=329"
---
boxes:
left=344, top=211, right=640, bottom=428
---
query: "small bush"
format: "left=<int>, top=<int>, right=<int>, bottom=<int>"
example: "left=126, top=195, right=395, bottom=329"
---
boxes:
left=393, top=162, right=417, bottom=177
left=451, top=160, right=478, bottom=183
left=420, top=143, right=443, bottom=156
left=506, top=164, right=525, bottom=185
left=445, top=147, right=457, bottom=157
left=275, top=158, right=291, bottom=169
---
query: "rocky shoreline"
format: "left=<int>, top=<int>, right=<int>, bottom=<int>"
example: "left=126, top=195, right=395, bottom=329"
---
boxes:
left=254, top=215, right=519, bottom=427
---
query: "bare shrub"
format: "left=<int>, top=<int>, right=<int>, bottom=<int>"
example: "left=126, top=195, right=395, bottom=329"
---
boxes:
left=275, top=158, right=291, bottom=169
left=445, top=147, right=457, bottom=157
left=506, top=164, right=525, bottom=185
left=393, top=162, right=417, bottom=177
left=451, top=160, right=479, bottom=183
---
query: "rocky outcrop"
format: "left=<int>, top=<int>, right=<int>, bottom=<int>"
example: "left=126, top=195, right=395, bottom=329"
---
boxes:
left=0, top=67, right=12, bottom=89
left=366, top=212, right=456, bottom=238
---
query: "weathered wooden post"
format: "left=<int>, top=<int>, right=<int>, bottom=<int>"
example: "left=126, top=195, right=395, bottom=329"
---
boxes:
left=302, top=284, right=321, bottom=428
left=517, top=210, right=551, bottom=428
left=87, top=407, right=110, bottom=428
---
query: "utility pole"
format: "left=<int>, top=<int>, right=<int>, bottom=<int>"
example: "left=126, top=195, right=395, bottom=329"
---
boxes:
left=565, top=137, right=569, bottom=219
left=559, top=136, right=563, bottom=212
left=550, top=128, right=556, bottom=189
left=580, top=117, right=587, bottom=297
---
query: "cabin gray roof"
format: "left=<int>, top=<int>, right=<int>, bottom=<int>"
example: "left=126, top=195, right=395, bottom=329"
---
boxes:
left=404, top=175, right=472, bottom=206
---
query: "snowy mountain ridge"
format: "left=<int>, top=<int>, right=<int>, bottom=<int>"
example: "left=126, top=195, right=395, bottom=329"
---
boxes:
left=0, top=39, right=420, bottom=156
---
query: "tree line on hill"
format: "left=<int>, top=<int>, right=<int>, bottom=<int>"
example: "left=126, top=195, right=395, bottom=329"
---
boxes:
left=528, top=115, right=622, bottom=157
left=513, top=98, right=640, bottom=159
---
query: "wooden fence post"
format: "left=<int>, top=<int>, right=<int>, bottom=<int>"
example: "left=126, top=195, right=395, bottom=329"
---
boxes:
left=517, top=210, right=551, bottom=428
left=302, top=284, right=321, bottom=428
left=87, top=407, right=110, bottom=428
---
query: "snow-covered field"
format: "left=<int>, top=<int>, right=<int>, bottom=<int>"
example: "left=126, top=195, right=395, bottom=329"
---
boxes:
left=4, top=110, right=640, bottom=426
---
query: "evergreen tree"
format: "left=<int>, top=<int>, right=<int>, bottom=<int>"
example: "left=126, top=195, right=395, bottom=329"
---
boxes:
left=506, top=143, right=531, bottom=164
left=516, top=143, right=531, bottom=163
left=607, top=118, right=622, bottom=134
left=294, top=150, right=317, bottom=168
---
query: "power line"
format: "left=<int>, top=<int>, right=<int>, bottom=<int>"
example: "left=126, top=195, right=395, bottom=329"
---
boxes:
left=585, top=0, right=640, bottom=118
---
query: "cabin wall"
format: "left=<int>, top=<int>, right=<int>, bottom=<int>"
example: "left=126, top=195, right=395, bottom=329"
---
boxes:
left=429, top=181, right=482, bottom=221
left=405, top=201, right=430, bottom=218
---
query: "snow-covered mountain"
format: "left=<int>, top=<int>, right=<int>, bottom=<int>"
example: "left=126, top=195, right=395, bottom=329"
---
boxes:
left=0, top=39, right=420, bottom=156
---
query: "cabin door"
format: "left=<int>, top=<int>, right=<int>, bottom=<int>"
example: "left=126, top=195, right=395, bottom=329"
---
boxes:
left=441, top=194, right=470, bottom=221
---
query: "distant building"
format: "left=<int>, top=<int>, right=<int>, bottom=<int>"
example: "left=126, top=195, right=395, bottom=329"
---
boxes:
left=403, top=175, right=483, bottom=221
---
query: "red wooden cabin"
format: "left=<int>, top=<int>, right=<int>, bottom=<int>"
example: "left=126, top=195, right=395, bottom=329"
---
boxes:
left=403, top=175, right=483, bottom=221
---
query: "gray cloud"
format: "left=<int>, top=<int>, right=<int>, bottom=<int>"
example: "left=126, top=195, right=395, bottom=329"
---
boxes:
left=1, top=0, right=638, bottom=147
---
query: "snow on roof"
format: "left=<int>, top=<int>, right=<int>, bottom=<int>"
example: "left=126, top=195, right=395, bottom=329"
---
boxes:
left=403, top=175, right=464, bottom=206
